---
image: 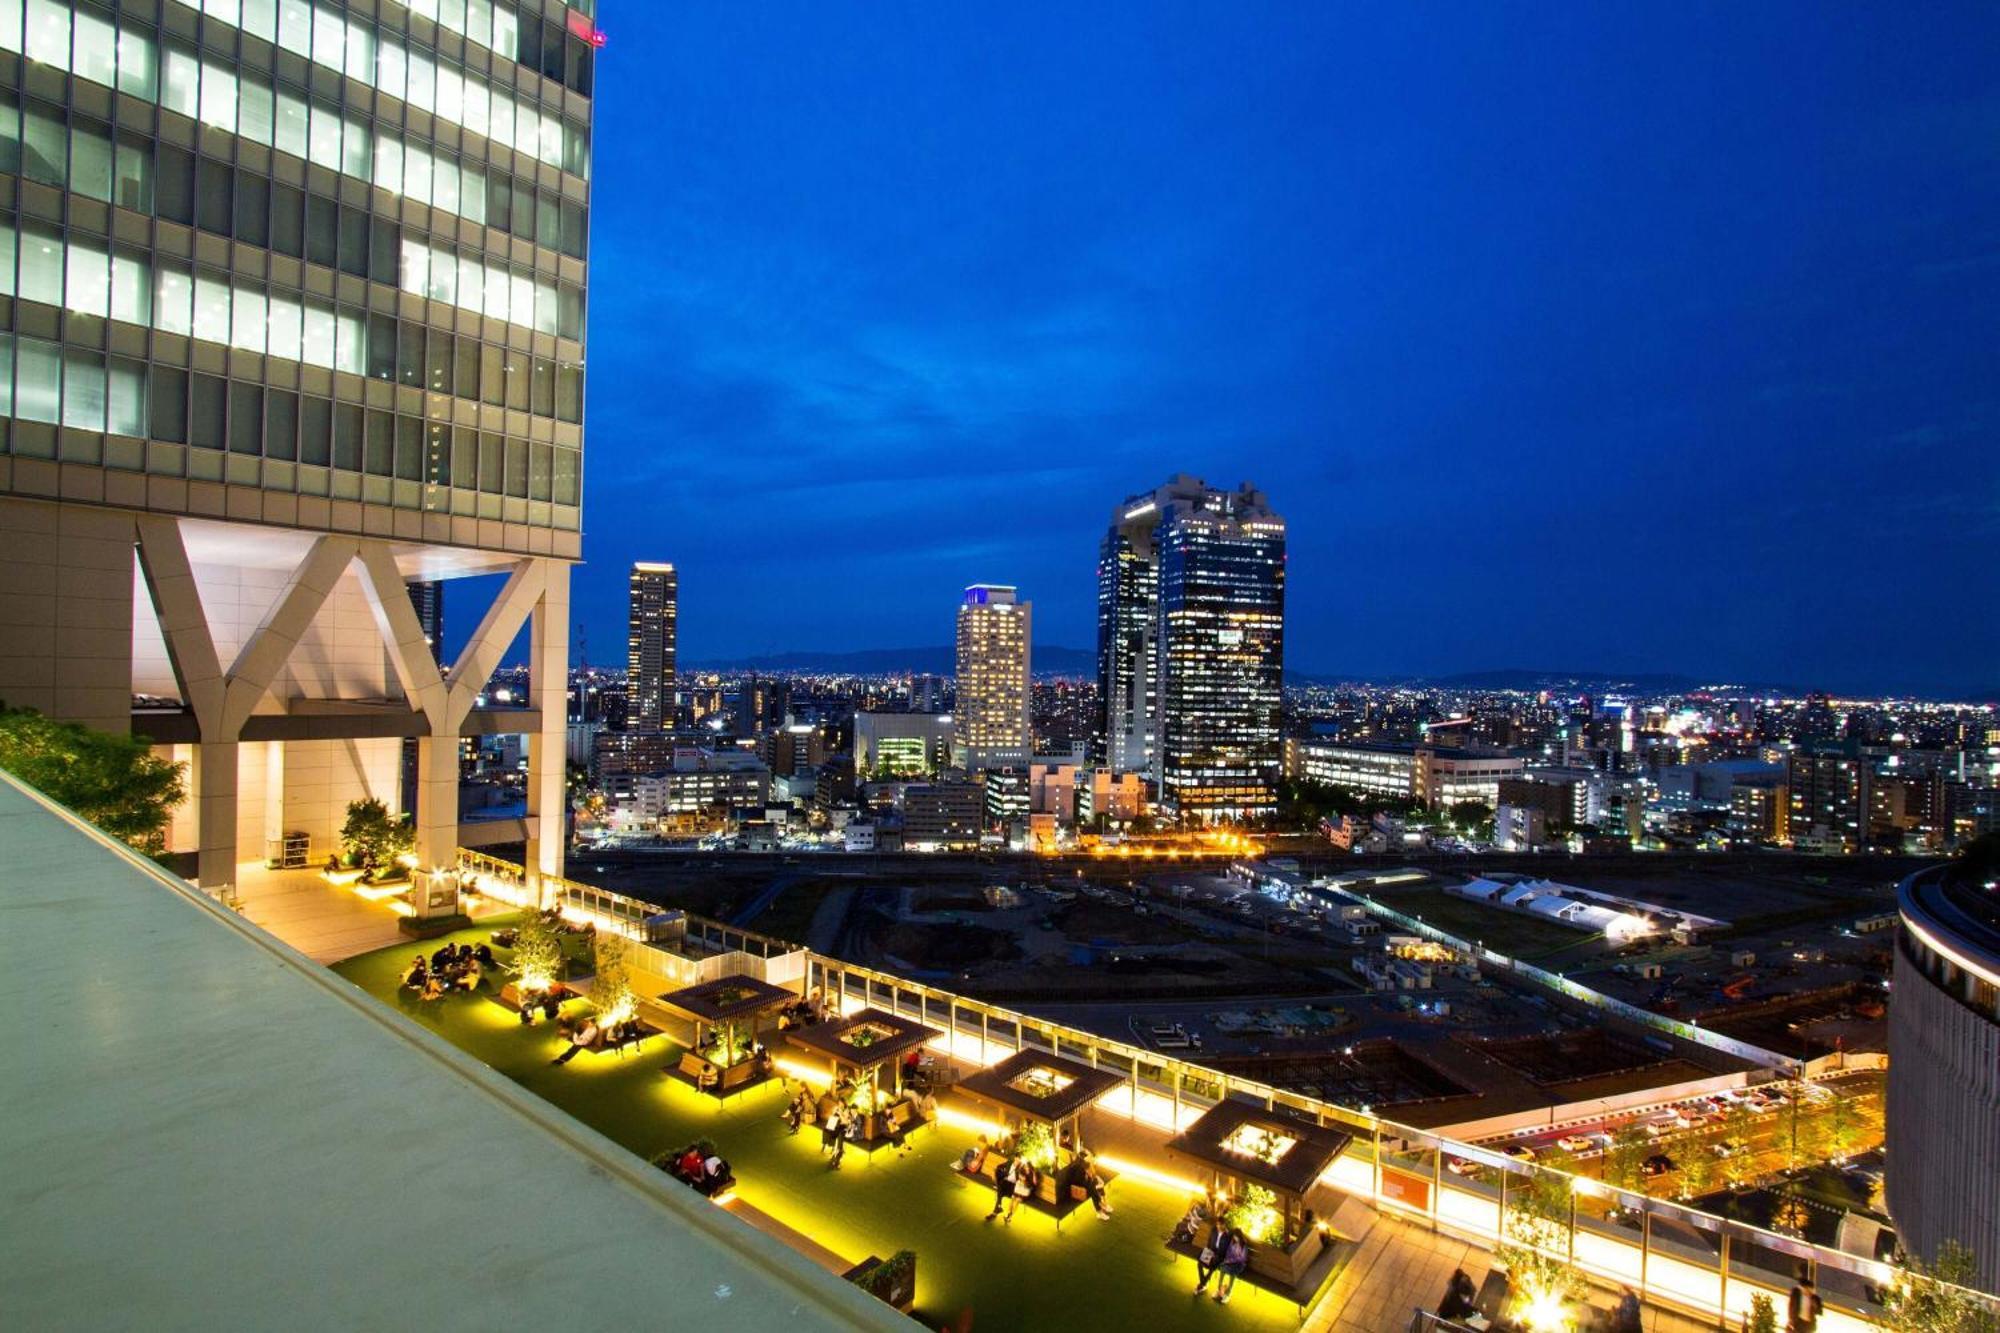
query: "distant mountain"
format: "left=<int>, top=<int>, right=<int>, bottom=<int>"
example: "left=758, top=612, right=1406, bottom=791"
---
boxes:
left=684, top=645, right=1097, bottom=675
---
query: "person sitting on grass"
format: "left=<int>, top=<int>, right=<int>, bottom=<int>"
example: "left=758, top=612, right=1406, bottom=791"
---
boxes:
left=400, top=956, right=427, bottom=989
left=551, top=1017, right=601, bottom=1066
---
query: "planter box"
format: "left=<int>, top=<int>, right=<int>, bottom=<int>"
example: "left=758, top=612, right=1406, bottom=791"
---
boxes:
left=843, top=1253, right=916, bottom=1314
left=1248, top=1226, right=1323, bottom=1288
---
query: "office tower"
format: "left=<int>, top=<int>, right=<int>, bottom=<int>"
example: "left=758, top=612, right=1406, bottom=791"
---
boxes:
left=0, top=1, right=594, bottom=901
left=626, top=562, right=677, bottom=731
left=910, top=672, right=946, bottom=713
left=953, top=584, right=1030, bottom=771
left=1095, top=476, right=1284, bottom=822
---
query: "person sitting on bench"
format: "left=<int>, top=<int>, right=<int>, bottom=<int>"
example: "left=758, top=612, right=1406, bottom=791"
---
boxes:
left=552, top=1018, right=601, bottom=1065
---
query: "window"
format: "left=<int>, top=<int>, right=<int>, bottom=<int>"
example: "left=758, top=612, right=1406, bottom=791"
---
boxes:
left=529, top=442, right=551, bottom=501
left=155, top=262, right=194, bottom=337
left=116, top=22, right=157, bottom=99
left=229, top=382, right=263, bottom=454
left=72, top=6, right=116, bottom=86
left=65, top=236, right=109, bottom=317
left=197, top=157, right=232, bottom=235
left=267, top=294, right=302, bottom=361
left=553, top=447, right=579, bottom=505
left=155, top=144, right=195, bottom=223
left=108, top=358, right=146, bottom=437
left=395, top=415, right=422, bottom=480
left=235, top=173, right=269, bottom=248
left=162, top=46, right=201, bottom=120
left=19, top=223, right=63, bottom=306
left=189, top=373, right=226, bottom=449
left=270, top=182, right=303, bottom=258
left=277, top=0, right=311, bottom=58
left=0, top=218, right=13, bottom=297
left=504, top=437, right=528, bottom=497
left=22, top=102, right=64, bottom=186
left=478, top=432, right=501, bottom=494
left=15, top=335, right=60, bottom=423
left=275, top=88, right=307, bottom=158
left=0, top=92, right=18, bottom=176
left=113, top=131, right=150, bottom=211
left=307, top=99, right=341, bottom=170
left=301, top=301, right=334, bottom=367
left=556, top=363, right=582, bottom=423
left=230, top=284, right=266, bottom=353
left=337, top=204, right=367, bottom=277
left=193, top=271, right=231, bottom=343
left=332, top=402, right=362, bottom=471
left=366, top=312, right=396, bottom=380
left=364, top=409, right=394, bottom=476
left=24, top=0, right=68, bottom=70
left=305, top=193, right=336, bottom=267
left=397, top=321, right=425, bottom=387
left=479, top=343, right=502, bottom=406
left=427, top=332, right=454, bottom=395
left=334, top=310, right=364, bottom=374
left=150, top=365, right=188, bottom=442
left=198, top=58, right=237, bottom=131
left=111, top=249, right=150, bottom=324
left=71, top=120, right=114, bottom=202
left=454, top=336, right=480, bottom=400
left=61, top=349, right=105, bottom=429
left=239, top=81, right=275, bottom=147
left=451, top=428, right=476, bottom=489
left=299, top=395, right=331, bottom=466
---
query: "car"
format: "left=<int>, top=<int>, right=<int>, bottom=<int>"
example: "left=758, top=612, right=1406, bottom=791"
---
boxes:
left=1446, top=1156, right=1482, bottom=1177
left=1709, top=1139, right=1745, bottom=1159
left=1556, top=1135, right=1596, bottom=1154
left=1503, top=1143, right=1537, bottom=1162
left=1642, top=1154, right=1677, bottom=1178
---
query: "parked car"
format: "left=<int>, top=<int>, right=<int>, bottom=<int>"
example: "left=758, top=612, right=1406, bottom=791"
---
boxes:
left=1709, top=1139, right=1745, bottom=1159
left=1446, top=1156, right=1482, bottom=1177
left=1642, top=1154, right=1677, bottom=1178
left=1503, top=1143, right=1537, bottom=1162
left=1557, top=1135, right=1596, bottom=1154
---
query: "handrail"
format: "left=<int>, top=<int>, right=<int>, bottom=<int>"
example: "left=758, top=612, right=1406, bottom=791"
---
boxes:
left=455, top=849, right=2000, bottom=1325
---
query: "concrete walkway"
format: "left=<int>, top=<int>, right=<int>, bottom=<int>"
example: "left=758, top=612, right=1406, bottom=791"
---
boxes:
left=229, top=863, right=410, bottom=963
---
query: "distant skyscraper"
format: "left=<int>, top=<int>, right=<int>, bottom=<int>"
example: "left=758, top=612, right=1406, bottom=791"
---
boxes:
left=627, top=563, right=678, bottom=732
left=954, top=585, right=1031, bottom=771
left=911, top=673, right=948, bottom=713
left=1095, top=476, right=1285, bottom=822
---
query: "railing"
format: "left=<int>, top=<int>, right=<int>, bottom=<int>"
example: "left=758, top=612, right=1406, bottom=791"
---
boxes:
left=455, top=849, right=1999, bottom=1329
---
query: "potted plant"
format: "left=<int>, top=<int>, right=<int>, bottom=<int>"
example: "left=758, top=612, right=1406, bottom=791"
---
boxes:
left=846, top=1250, right=917, bottom=1314
left=1744, top=1292, right=1777, bottom=1333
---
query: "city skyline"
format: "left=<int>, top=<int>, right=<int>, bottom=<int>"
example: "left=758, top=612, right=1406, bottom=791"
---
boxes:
left=560, top=2, right=1998, bottom=698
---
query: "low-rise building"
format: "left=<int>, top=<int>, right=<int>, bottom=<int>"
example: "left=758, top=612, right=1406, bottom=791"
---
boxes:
left=904, top=782, right=985, bottom=850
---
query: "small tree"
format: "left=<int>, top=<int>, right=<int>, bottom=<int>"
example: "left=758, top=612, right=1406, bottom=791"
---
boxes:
left=1746, top=1292, right=1779, bottom=1333
left=0, top=705, right=186, bottom=856
left=512, top=911, right=565, bottom=994
left=1881, top=1241, right=1999, bottom=1333
left=591, top=933, right=634, bottom=1024
left=340, top=797, right=414, bottom=872
left=1499, top=1159, right=1585, bottom=1327
left=1825, top=1094, right=1861, bottom=1160
left=1676, top=1147, right=1716, bottom=1200
left=1605, top=1124, right=1650, bottom=1194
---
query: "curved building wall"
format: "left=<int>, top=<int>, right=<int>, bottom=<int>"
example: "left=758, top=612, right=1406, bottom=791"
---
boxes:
left=1887, top=870, right=2000, bottom=1296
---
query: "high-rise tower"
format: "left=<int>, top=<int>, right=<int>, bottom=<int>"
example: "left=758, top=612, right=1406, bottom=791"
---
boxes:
left=0, top=0, right=596, bottom=901
left=953, top=584, right=1030, bottom=772
left=1094, top=476, right=1285, bottom=822
left=626, top=562, right=676, bottom=731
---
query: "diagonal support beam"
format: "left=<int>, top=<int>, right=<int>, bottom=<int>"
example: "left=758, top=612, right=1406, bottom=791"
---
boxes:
left=134, top=516, right=226, bottom=737
left=353, top=544, right=448, bottom=726
left=220, top=535, right=360, bottom=736
left=444, top=559, right=544, bottom=724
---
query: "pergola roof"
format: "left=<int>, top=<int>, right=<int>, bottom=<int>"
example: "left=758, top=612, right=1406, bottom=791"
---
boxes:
left=656, top=974, right=796, bottom=1025
left=784, top=1006, right=941, bottom=1072
left=955, top=1049, right=1124, bottom=1126
left=1166, top=1099, right=1353, bottom=1200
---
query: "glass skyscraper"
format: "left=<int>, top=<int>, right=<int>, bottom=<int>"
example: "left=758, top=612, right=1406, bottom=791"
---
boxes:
left=1094, top=475, right=1285, bottom=823
left=0, top=0, right=595, bottom=901
left=625, top=560, right=675, bottom=732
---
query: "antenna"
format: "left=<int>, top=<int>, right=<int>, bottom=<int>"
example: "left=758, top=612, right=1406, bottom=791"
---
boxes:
left=575, top=621, right=588, bottom=673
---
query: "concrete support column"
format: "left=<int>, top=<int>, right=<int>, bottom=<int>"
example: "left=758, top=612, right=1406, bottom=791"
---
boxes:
left=413, top=732, right=460, bottom=874
left=195, top=740, right=239, bottom=894
left=524, top=560, right=571, bottom=899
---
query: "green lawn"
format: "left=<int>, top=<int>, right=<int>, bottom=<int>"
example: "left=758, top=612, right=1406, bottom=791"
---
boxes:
left=335, top=922, right=1310, bottom=1331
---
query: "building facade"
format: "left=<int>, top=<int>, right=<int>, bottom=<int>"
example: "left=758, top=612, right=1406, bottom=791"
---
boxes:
left=854, top=710, right=953, bottom=777
left=625, top=560, right=675, bottom=731
left=1095, top=476, right=1284, bottom=822
left=0, top=0, right=595, bottom=901
left=952, top=583, right=1029, bottom=772
left=1887, top=864, right=2000, bottom=1295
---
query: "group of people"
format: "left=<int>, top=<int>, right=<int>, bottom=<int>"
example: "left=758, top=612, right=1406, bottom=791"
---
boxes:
left=398, top=941, right=497, bottom=1001
left=550, top=1012, right=643, bottom=1066
left=954, top=1134, right=1113, bottom=1225
left=666, top=1143, right=733, bottom=1198
left=773, top=994, right=826, bottom=1031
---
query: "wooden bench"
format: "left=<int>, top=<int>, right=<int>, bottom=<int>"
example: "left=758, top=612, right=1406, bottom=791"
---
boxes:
left=1163, top=1232, right=1348, bottom=1319
left=952, top=1155, right=1113, bottom=1226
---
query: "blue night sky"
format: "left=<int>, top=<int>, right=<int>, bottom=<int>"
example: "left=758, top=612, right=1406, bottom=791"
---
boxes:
left=565, top=2, right=2000, bottom=696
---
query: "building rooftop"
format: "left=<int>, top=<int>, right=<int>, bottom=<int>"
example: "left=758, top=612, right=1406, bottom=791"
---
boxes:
left=0, top=772, right=896, bottom=1330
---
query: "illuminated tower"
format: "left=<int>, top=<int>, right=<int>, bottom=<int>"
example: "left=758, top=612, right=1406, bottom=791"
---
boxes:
left=953, top=585, right=1030, bottom=772
left=626, top=562, right=677, bottom=731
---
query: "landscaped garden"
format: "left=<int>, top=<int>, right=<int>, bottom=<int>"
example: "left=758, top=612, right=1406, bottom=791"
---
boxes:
left=334, top=918, right=1313, bottom=1330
